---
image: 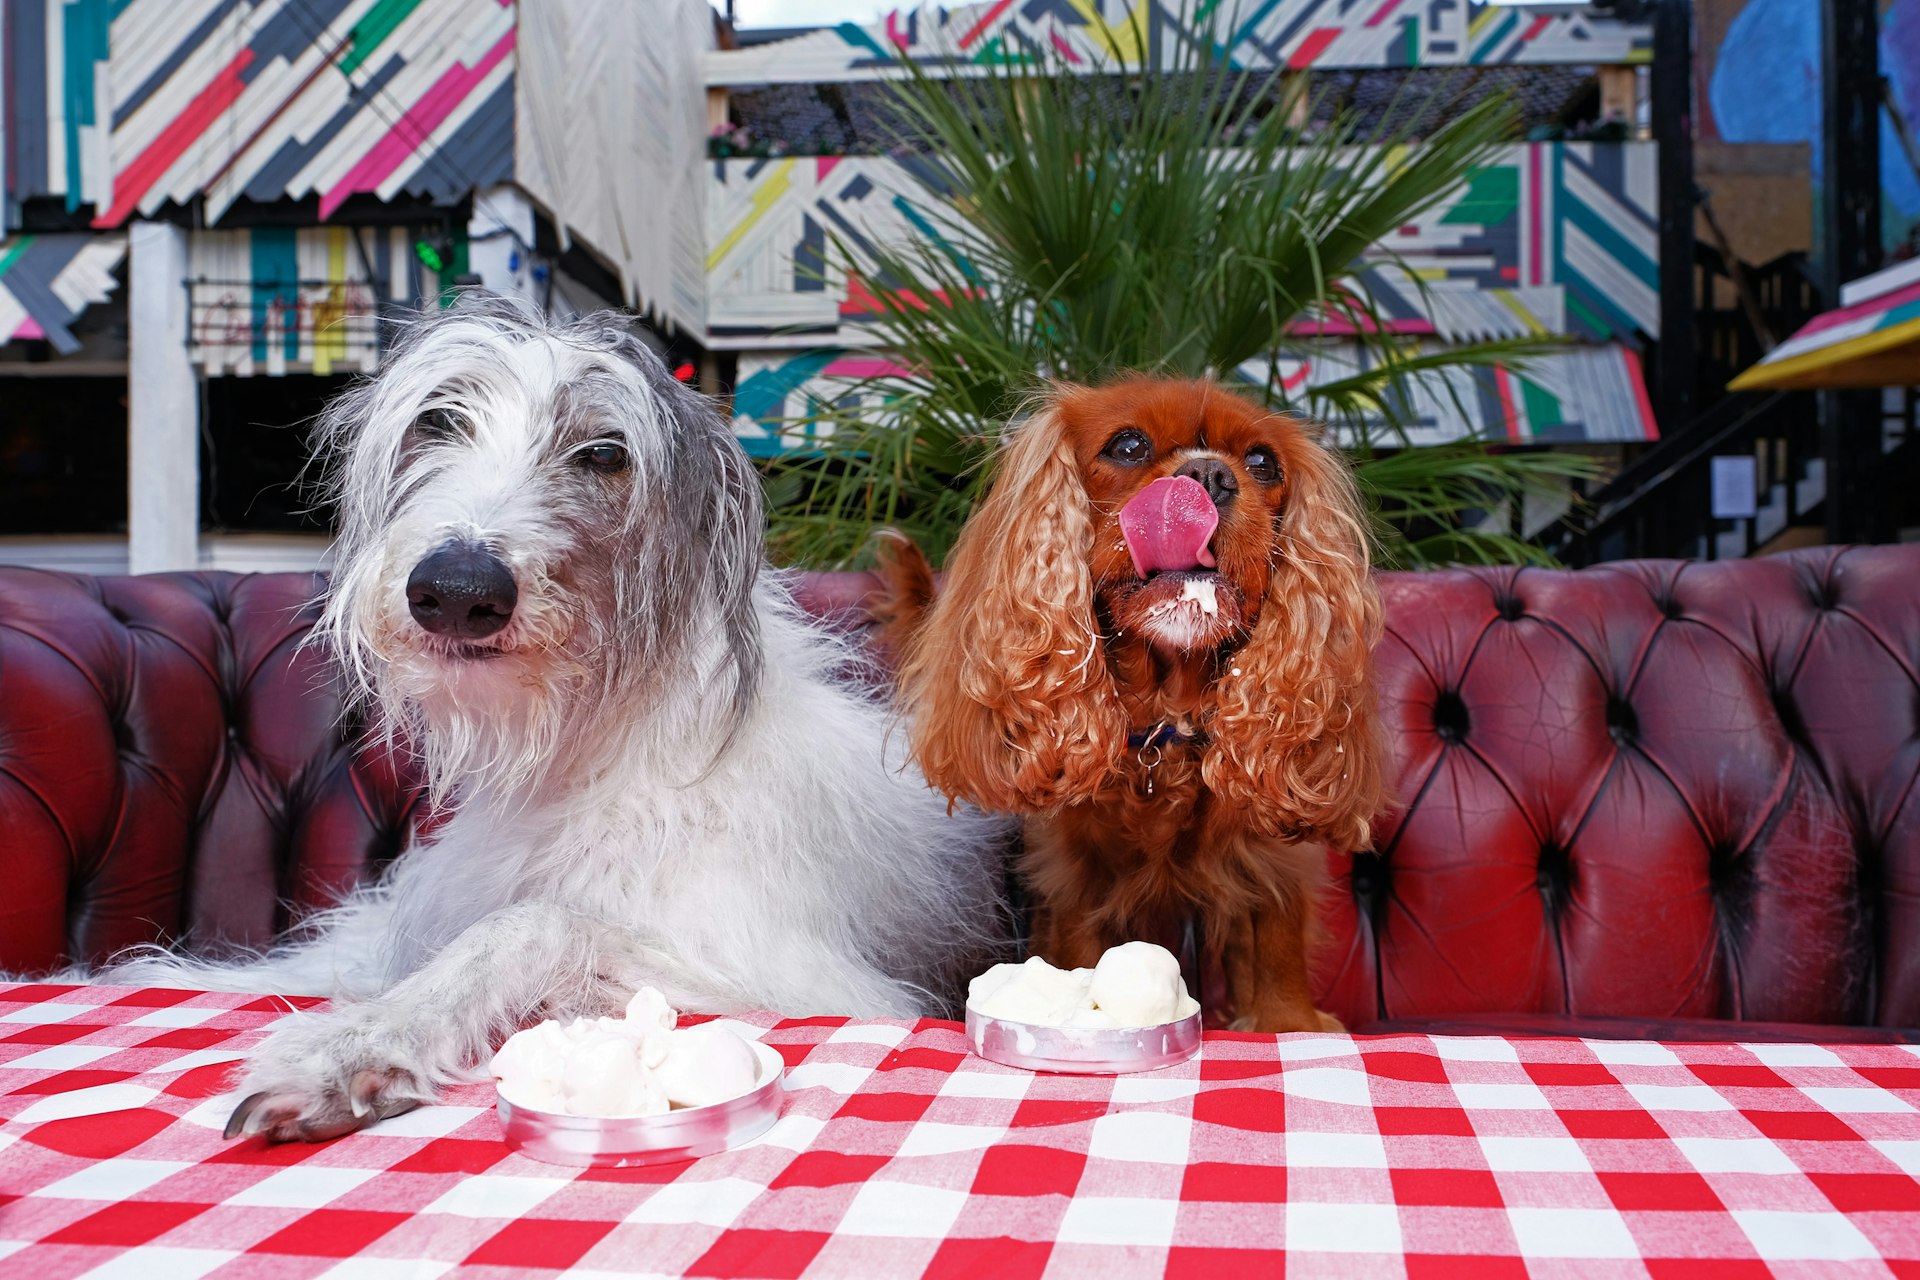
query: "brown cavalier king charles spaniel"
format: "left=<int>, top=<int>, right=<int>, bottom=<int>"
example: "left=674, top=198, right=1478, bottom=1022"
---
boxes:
left=880, top=375, right=1387, bottom=1032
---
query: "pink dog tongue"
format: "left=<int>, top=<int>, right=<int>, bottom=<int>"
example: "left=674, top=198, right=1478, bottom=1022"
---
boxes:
left=1119, top=475, right=1219, bottom=576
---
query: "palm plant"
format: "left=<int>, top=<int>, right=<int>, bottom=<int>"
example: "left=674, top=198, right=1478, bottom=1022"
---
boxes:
left=762, top=19, right=1593, bottom=568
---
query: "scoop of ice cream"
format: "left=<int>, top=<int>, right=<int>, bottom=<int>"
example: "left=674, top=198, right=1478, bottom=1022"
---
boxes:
left=625, top=987, right=678, bottom=1035
left=1119, top=475, right=1220, bottom=576
left=967, top=945, right=1200, bottom=1029
left=491, top=1019, right=575, bottom=1111
left=1088, top=941, right=1197, bottom=1027
left=969, top=956, right=1095, bottom=1024
left=561, top=1030, right=669, bottom=1117
left=492, top=986, right=756, bottom=1116
left=652, top=1024, right=763, bottom=1109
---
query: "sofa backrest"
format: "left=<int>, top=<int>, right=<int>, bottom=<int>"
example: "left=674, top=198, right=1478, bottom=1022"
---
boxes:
left=4, top=546, right=1915, bottom=1028
left=0, top=569, right=422, bottom=972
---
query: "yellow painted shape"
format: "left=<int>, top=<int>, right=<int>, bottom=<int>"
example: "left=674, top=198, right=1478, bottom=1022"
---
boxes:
left=1494, top=289, right=1547, bottom=336
left=1068, top=0, right=1145, bottom=62
left=314, top=227, right=349, bottom=376
left=1729, top=314, right=1920, bottom=390
left=707, top=158, right=797, bottom=273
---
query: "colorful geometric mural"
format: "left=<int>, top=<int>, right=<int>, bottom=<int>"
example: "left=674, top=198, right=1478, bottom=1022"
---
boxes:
left=707, top=154, right=971, bottom=343
left=704, top=0, right=1652, bottom=86
left=3, top=0, right=515, bottom=227
left=188, top=224, right=459, bottom=376
left=707, top=142, right=1661, bottom=349
left=0, top=231, right=125, bottom=353
left=730, top=351, right=915, bottom=456
left=729, top=341, right=1658, bottom=449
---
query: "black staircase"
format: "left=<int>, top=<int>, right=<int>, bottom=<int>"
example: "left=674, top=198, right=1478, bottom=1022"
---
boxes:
left=1541, top=387, right=1919, bottom=567
left=1536, top=246, right=1881, bottom=566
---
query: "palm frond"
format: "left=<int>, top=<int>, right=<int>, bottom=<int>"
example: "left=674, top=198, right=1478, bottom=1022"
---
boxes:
left=760, top=6, right=1591, bottom=568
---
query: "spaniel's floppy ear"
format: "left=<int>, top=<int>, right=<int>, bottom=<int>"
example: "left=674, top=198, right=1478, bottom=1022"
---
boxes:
left=1203, top=427, right=1387, bottom=850
left=897, top=405, right=1125, bottom=813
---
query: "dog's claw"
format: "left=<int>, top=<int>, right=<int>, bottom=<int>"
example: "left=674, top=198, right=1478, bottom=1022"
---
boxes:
left=222, top=1068, right=425, bottom=1144
left=225, top=1091, right=268, bottom=1140
left=349, top=1070, right=383, bottom=1118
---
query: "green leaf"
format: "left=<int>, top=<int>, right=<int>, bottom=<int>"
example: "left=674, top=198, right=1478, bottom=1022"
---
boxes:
left=759, top=9, right=1589, bottom=569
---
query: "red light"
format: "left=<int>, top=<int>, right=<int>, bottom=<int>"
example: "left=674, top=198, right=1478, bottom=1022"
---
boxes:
left=673, top=361, right=696, bottom=382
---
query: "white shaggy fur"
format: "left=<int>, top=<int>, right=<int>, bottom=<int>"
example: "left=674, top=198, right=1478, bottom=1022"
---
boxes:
left=94, top=295, right=1006, bottom=1142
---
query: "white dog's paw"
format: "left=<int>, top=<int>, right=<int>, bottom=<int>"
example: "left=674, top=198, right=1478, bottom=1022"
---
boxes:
left=225, top=1007, right=437, bottom=1143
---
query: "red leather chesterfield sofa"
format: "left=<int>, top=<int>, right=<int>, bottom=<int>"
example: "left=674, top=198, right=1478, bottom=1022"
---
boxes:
left=4, top=545, right=1916, bottom=1041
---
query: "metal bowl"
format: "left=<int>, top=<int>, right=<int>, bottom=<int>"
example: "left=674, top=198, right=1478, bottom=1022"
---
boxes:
left=496, top=1037, right=785, bottom=1167
left=965, top=1006, right=1202, bottom=1074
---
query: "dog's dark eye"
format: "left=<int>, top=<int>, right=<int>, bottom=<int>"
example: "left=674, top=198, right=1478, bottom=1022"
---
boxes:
left=577, top=442, right=629, bottom=472
left=415, top=407, right=464, bottom=439
left=1244, top=445, right=1282, bottom=485
left=1102, top=429, right=1152, bottom=465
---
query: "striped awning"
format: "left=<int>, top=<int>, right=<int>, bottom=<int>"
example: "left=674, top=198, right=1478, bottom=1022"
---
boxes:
left=0, top=233, right=128, bottom=355
left=1729, top=258, right=1920, bottom=391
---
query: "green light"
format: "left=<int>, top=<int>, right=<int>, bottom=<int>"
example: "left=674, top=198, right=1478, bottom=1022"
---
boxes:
left=414, top=240, right=445, bottom=273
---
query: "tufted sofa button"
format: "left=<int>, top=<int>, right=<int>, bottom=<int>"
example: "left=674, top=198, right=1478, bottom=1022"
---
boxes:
left=1431, top=690, right=1470, bottom=743
left=1536, top=842, right=1571, bottom=900
left=1605, top=696, right=1639, bottom=746
left=1350, top=849, right=1385, bottom=902
left=1496, top=595, right=1525, bottom=622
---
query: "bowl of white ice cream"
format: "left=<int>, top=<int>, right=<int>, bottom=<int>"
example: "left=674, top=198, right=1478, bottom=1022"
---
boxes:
left=491, top=988, right=784, bottom=1167
left=965, top=941, right=1203, bottom=1074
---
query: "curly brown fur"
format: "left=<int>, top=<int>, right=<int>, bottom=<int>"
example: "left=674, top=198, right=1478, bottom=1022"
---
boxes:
left=881, top=377, right=1387, bottom=1031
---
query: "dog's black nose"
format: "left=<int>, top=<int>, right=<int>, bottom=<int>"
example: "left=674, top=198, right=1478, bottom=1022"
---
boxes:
left=406, top=541, right=518, bottom=639
left=1175, top=457, right=1238, bottom=508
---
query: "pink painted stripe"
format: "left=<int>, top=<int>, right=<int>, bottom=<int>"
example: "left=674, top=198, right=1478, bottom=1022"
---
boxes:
left=1493, top=365, right=1525, bottom=443
left=1364, top=0, right=1406, bottom=29
left=1520, top=14, right=1552, bottom=41
left=823, top=357, right=910, bottom=379
left=817, top=157, right=841, bottom=181
left=959, top=0, right=1014, bottom=49
left=320, top=29, right=514, bottom=219
left=1287, top=28, right=1341, bottom=69
left=1621, top=346, right=1659, bottom=441
left=1050, top=30, right=1083, bottom=63
left=1795, top=277, right=1920, bottom=338
left=13, top=317, right=44, bottom=340
left=1528, top=143, right=1544, bottom=287
left=95, top=49, right=255, bottom=227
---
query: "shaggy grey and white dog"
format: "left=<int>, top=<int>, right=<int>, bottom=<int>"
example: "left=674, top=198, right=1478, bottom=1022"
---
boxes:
left=103, top=295, right=1005, bottom=1142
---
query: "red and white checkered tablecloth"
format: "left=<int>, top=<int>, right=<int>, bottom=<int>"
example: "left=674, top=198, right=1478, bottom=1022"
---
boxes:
left=3, top=985, right=1919, bottom=1279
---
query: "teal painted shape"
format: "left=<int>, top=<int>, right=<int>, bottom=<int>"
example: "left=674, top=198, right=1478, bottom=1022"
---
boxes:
left=1230, top=0, right=1285, bottom=49
left=1470, top=11, right=1518, bottom=65
left=890, top=195, right=978, bottom=281
left=836, top=21, right=892, bottom=60
left=1561, top=198, right=1658, bottom=295
left=732, top=350, right=839, bottom=453
left=1441, top=165, right=1519, bottom=226
left=62, top=0, right=112, bottom=212
left=1564, top=269, right=1639, bottom=340
left=1882, top=296, right=1920, bottom=329
left=250, top=227, right=300, bottom=363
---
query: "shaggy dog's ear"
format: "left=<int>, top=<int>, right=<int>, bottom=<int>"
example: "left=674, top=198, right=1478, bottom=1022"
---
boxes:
left=587, top=315, right=768, bottom=738
left=897, top=405, right=1126, bottom=813
left=1202, top=428, right=1386, bottom=851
